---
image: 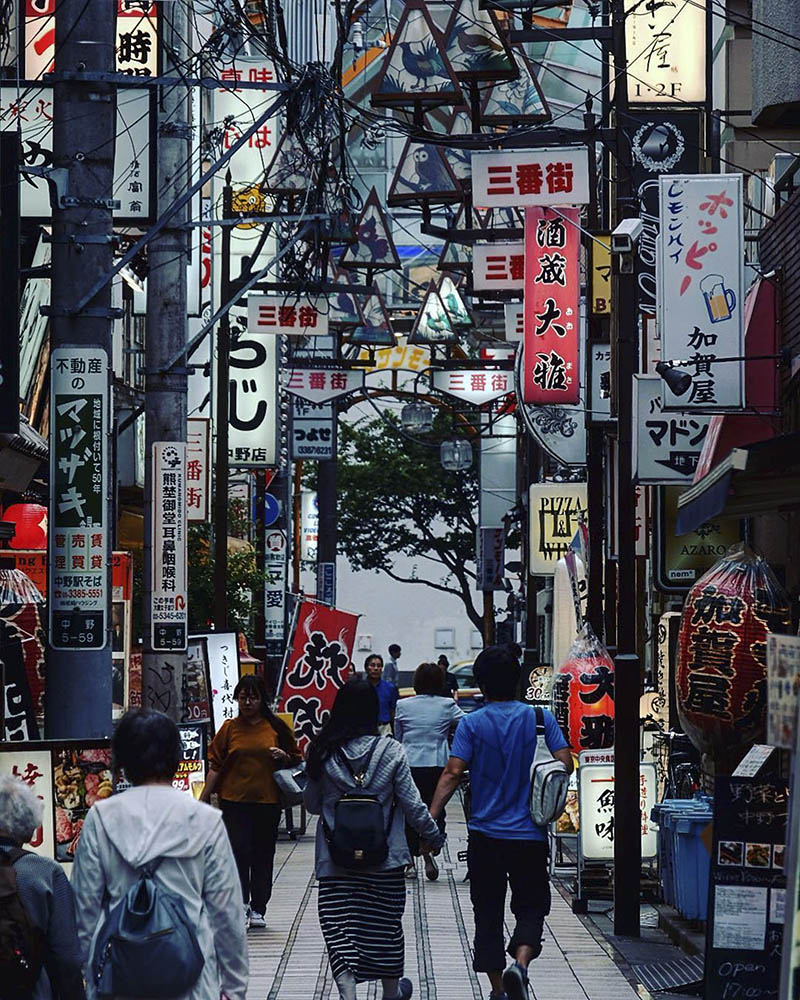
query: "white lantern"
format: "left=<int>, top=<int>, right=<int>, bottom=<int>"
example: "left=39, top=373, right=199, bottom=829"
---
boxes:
left=440, top=438, right=472, bottom=471
left=401, top=400, right=434, bottom=433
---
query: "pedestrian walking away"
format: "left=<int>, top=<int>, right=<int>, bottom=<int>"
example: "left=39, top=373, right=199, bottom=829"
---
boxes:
left=394, top=661, right=464, bottom=881
left=304, top=676, right=445, bottom=1000
left=364, top=653, right=399, bottom=736
left=383, top=644, right=402, bottom=686
left=430, top=644, right=573, bottom=1000
left=0, top=776, right=85, bottom=1000
left=202, top=674, right=301, bottom=929
left=72, top=709, right=248, bottom=1000
left=437, top=655, right=460, bottom=700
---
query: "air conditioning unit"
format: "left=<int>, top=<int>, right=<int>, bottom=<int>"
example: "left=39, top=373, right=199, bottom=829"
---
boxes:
left=765, top=153, right=795, bottom=216
left=357, top=635, right=372, bottom=651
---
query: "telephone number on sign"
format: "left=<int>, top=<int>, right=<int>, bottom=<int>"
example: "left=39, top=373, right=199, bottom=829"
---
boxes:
left=54, top=588, right=103, bottom=600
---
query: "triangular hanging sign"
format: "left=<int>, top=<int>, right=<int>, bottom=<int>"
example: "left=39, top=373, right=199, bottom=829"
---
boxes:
left=388, top=138, right=463, bottom=205
left=408, top=281, right=457, bottom=344
left=262, top=132, right=315, bottom=196
left=340, top=188, right=401, bottom=272
left=442, top=0, right=518, bottom=82
left=371, top=0, right=464, bottom=109
left=438, top=274, right=472, bottom=327
left=437, top=205, right=481, bottom=272
left=348, top=286, right=397, bottom=347
left=328, top=261, right=361, bottom=330
left=480, top=48, right=550, bottom=124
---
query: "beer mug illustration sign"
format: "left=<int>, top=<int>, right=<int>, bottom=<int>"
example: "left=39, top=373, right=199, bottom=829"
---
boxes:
left=700, top=273, right=736, bottom=324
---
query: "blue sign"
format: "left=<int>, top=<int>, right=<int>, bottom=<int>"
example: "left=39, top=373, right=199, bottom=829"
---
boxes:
left=252, top=492, right=281, bottom=526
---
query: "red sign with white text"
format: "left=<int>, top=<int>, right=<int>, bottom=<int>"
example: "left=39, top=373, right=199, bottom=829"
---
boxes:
left=277, top=601, right=357, bottom=753
left=523, top=207, right=580, bottom=405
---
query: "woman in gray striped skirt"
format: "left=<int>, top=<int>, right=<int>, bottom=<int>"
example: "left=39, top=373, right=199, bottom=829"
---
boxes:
left=305, top=677, right=445, bottom=1000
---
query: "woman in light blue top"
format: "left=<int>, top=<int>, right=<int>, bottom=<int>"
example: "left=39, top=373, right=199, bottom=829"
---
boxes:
left=394, top=662, right=464, bottom=881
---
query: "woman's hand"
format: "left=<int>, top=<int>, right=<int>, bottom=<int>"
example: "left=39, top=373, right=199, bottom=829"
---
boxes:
left=268, top=747, right=290, bottom=765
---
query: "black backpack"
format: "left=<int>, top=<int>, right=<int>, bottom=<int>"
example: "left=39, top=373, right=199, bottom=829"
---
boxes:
left=0, top=848, right=45, bottom=999
left=322, top=739, right=395, bottom=869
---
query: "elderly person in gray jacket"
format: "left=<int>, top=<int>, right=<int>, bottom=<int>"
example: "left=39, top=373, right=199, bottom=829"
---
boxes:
left=0, top=775, right=84, bottom=1000
left=72, top=709, right=248, bottom=1000
left=305, top=677, right=444, bottom=1000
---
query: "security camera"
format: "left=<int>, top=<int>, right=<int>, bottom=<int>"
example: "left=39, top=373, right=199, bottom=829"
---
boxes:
left=611, top=218, right=644, bottom=254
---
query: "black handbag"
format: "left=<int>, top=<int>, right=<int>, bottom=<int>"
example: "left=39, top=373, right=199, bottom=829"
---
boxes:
left=321, top=739, right=395, bottom=869
left=274, top=761, right=307, bottom=807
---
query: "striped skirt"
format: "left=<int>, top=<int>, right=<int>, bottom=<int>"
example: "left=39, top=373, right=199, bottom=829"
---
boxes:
left=318, top=869, right=406, bottom=983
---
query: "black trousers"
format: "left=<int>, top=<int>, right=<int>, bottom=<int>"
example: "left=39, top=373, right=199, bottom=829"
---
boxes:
left=221, top=800, right=282, bottom=915
left=406, top=766, right=446, bottom=857
left=467, top=831, right=551, bottom=973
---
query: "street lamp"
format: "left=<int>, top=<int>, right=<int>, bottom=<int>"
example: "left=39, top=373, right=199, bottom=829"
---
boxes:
left=440, top=438, right=472, bottom=471
left=656, top=350, right=790, bottom=397
left=401, top=400, right=434, bottom=433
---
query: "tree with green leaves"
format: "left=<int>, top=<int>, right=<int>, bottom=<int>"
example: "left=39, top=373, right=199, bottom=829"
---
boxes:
left=336, top=409, right=484, bottom=631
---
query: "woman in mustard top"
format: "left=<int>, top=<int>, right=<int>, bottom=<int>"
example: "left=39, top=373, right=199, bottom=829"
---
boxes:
left=202, top=674, right=300, bottom=929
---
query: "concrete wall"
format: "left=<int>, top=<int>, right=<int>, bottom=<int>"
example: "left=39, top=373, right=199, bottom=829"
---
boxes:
left=752, top=0, right=800, bottom=126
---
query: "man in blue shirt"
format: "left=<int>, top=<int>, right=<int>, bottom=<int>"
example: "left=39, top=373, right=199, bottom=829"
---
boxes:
left=430, top=645, right=573, bottom=1000
left=364, top=653, right=399, bottom=736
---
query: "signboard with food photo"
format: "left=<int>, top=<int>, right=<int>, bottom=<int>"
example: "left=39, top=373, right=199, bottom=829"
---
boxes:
left=53, top=746, right=113, bottom=863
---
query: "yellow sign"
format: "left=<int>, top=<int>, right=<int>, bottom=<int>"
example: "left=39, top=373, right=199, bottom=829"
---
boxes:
left=528, top=484, right=587, bottom=575
left=591, top=234, right=611, bottom=315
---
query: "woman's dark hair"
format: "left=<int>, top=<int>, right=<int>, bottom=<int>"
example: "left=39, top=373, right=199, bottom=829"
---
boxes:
left=473, top=644, right=521, bottom=701
left=233, top=674, right=295, bottom=752
left=364, top=653, right=383, bottom=669
left=113, top=709, right=181, bottom=785
left=306, top=677, right=378, bottom=779
left=414, top=661, right=444, bottom=695
left=437, top=654, right=449, bottom=669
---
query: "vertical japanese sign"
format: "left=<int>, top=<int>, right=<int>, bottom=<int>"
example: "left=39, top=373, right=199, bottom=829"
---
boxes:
left=624, top=0, right=706, bottom=104
left=577, top=761, right=658, bottom=861
left=151, top=442, right=187, bottom=651
left=528, top=484, right=587, bottom=574
left=116, top=0, right=158, bottom=78
left=316, top=563, right=336, bottom=607
left=476, top=527, right=505, bottom=591
left=590, top=234, right=611, bottom=314
left=264, top=529, right=287, bottom=644
left=300, top=492, right=319, bottom=562
left=523, top=207, right=580, bottom=405
left=201, top=631, right=240, bottom=733
left=277, top=601, right=357, bottom=753
left=186, top=417, right=211, bottom=522
left=49, top=348, right=109, bottom=650
left=658, top=175, right=745, bottom=410
left=228, top=332, right=278, bottom=467
left=767, top=635, right=800, bottom=750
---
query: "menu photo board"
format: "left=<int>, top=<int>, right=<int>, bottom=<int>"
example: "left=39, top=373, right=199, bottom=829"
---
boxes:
left=173, top=724, right=207, bottom=798
left=706, top=777, right=788, bottom=1000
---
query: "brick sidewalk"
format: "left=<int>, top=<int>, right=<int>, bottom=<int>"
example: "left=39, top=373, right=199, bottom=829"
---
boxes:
left=244, top=799, right=647, bottom=1000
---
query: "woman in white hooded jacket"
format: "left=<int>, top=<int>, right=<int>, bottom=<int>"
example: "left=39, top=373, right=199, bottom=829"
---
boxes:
left=72, top=709, right=248, bottom=1000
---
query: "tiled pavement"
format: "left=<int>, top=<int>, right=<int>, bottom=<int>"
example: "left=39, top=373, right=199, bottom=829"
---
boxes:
left=245, top=799, right=649, bottom=1000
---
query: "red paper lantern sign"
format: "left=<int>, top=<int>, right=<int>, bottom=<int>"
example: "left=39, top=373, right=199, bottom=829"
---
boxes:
left=3, top=504, right=48, bottom=550
left=677, top=544, right=791, bottom=762
left=552, top=625, right=615, bottom=750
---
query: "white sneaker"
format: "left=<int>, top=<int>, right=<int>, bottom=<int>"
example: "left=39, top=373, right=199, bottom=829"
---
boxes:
left=249, top=911, right=266, bottom=928
left=243, top=904, right=251, bottom=930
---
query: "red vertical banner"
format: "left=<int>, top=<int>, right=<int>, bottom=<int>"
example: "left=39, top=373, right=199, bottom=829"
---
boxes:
left=523, top=206, right=581, bottom=405
left=277, top=601, right=358, bottom=753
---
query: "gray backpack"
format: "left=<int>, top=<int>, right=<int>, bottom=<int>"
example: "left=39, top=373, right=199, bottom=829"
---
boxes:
left=529, top=707, right=570, bottom=826
left=92, top=857, right=204, bottom=998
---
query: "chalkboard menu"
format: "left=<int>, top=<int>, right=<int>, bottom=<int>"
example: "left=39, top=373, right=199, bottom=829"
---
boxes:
left=706, top=777, right=788, bottom=1000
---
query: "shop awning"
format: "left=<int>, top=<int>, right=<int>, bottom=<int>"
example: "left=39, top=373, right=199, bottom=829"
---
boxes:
left=0, top=417, right=48, bottom=493
left=676, top=433, right=800, bottom=534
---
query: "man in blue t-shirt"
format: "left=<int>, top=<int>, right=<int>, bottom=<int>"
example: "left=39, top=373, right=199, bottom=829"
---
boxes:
left=364, top=653, right=399, bottom=736
left=430, top=645, right=572, bottom=1000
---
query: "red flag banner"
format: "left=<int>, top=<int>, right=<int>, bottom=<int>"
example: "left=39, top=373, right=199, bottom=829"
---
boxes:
left=277, top=600, right=358, bottom=752
left=523, top=206, right=580, bottom=405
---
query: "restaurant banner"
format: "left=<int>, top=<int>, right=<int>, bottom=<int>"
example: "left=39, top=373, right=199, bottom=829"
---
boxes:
left=658, top=174, right=745, bottom=411
left=277, top=601, right=358, bottom=753
left=523, top=207, right=580, bottom=405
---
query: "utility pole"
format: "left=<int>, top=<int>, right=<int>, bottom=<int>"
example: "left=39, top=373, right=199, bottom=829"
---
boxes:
left=142, top=1, right=192, bottom=720
left=46, top=0, right=116, bottom=738
left=611, top=0, right=642, bottom=938
left=213, top=181, right=233, bottom=630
